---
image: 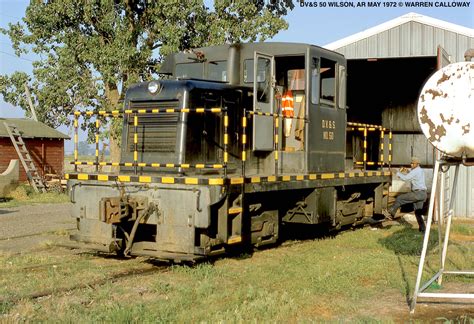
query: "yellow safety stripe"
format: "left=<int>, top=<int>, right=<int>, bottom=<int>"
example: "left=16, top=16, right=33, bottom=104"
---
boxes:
left=66, top=171, right=392, bottom=186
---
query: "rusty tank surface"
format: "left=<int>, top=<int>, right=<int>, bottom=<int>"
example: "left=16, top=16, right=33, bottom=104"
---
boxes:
left=417, top=62, right=474, bottom=158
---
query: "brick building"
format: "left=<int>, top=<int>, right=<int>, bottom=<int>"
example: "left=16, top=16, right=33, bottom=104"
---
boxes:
left=0, top=118, right=69, bottom=181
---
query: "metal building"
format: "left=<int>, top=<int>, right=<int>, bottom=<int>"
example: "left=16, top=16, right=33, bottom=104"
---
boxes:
left=324, top=12, right=474, bottom=217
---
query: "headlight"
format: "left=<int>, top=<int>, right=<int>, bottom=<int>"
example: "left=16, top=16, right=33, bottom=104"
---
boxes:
left=148, top=81, right=160, bottom=94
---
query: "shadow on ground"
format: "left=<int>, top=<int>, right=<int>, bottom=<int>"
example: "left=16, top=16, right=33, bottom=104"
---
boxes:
left=378, top=218, right=438, bottom=256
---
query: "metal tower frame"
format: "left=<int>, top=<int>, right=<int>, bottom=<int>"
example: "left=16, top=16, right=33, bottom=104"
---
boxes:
left=410, top=157, right=474, bottom=313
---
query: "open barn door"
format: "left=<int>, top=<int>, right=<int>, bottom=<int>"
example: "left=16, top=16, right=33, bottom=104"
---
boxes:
left=252, top=52, right=275, bottom=151
left=437, top=45, right=451, bottom=70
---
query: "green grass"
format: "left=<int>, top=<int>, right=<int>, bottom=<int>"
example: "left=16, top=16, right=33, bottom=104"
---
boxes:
left=451, top=222, right=474, bottom=236
left=1, top=222, right=473, bottom=321
left=0, top=184, right=69, bottom=208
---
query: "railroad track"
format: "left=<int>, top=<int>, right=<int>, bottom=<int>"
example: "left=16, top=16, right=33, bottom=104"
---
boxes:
left=0, top=228, right=76, bottom=242
left=0, top=216, right=405, bottom=306
left=0, top=263, right=169, bottom=305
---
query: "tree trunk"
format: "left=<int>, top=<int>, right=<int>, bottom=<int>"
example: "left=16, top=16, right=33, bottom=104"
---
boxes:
left=109, top=135, right=121, bottom=170
left=105, top=83, right=122, bottom=172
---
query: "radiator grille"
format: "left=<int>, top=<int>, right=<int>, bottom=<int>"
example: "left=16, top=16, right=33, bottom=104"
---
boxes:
left=128, top=101, right=179, bottom=153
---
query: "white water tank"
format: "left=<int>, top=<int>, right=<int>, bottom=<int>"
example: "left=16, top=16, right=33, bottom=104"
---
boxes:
left=417, top=62, right=474, bottom=158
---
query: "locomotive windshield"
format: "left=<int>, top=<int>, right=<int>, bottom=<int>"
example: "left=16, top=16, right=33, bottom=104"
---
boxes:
left=175, top=61, right=228, bottom=82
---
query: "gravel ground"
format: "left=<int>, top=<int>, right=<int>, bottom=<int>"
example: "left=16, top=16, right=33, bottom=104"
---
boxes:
left=0, top=203, right=76, bottom=253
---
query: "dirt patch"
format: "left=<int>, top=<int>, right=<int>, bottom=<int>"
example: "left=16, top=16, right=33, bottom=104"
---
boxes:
left=368, top=283, right=474, bottom=321
left=0, top=203, right=76, bottom=254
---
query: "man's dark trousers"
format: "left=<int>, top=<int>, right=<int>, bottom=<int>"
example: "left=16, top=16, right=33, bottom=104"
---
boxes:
left=390, top=190, right=427, bottom=216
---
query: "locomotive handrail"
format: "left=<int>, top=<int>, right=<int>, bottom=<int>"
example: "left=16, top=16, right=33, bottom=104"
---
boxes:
left=247, top=110, right=307, bottom=120
left=347, top=121, right=384, bottom=129
left=244, top=109, right=309, bottom=177
left=73, top=107, right=224, bottom=116
left=72, top=161, right=225, bottom=168
left=72, top=108, right=229, bottom=175
left=346, top=122, right=392, bottom=169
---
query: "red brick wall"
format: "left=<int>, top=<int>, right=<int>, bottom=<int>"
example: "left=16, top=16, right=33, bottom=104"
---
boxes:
left=0, top=138, right=64, bottom=181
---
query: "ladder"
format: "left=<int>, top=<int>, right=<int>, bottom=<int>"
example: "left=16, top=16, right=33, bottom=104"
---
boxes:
left=3, top=122, right=47, bottom=193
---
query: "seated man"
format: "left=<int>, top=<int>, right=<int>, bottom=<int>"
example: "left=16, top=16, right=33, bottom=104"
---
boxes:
left=383, top=157, right=427, bottom=231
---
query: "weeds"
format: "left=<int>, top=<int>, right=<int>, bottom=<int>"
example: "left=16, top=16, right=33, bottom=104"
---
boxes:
left=0, top=184, right=69, bottom=208
left=1, top=220, right=473, bottom=321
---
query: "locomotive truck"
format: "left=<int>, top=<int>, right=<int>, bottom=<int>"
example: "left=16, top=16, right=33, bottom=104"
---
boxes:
left=67, top=42, right=392, bottom=261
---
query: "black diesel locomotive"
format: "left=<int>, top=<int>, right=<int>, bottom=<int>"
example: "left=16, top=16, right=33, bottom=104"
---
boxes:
left=67, top=43, right=391, bottom=260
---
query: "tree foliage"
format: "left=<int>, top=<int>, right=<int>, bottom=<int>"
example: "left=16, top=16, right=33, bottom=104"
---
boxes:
left=0, top=0, right=293, bottom=157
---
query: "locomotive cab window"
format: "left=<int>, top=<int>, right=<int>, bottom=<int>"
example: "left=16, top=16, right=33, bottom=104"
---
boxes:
left=320, top=58, right=336, bottom=107
left=208, top=61, right=227, bottom=82
left=256, top=57, right=271, bottom=103
left=311, top=57, right=320, bottom=104
left=288, top=69, right=305, bottom=90
left=176, top=62, right=204, bottom=79
left=338, top=65, right=346, bottom=109
left=243, top=59, right=253, bottom=83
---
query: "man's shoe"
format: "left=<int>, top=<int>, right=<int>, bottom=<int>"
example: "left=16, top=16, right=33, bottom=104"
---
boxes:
left=382, top=209, right=393, bottom=220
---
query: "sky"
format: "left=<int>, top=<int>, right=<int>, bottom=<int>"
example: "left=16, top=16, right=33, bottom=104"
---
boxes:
left=0, top=0, right=473, bottom=121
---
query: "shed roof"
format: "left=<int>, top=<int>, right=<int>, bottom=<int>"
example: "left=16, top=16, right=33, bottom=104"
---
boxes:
left=0, top=118, right=69, bottom=139
left=324, top=12, right=474, bottom=51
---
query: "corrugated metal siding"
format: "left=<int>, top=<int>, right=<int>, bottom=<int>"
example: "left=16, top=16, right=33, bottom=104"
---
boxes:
left=389, top=27, right=400, bottom=56
left=377, top=30, right=390, bottom=57
left=411, top=22, right=423, bottom=56
left=444, top=30, right=457, bottom=58
left=335, top=21, right=474, bottom=63
left=367, top=34, right=378, bottom=57
left=423, top=25, right=434, bottom=55
left=400, top=23, right=411, bottom=56
left=357, top=38, right=368, bottom=57
left=458, top=35, right=469, bottom=60
left=446, top=166, right=474, bottom=217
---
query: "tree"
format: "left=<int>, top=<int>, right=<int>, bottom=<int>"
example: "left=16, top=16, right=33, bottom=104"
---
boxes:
left=0, top=0, right=293, bottom=162
left=77, top=141, right=93, bottom=156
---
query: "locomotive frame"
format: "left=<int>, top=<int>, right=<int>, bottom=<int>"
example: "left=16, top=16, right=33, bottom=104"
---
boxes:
left=67, top=42, right=391, bottom=261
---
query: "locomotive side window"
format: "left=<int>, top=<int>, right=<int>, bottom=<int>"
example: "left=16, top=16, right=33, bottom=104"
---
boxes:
left=208, top=61, right=227, bottom=82
left=320, top=58, right=336, bottom=107
left=311, top=57, right=320, bottom=104
left=176, top=62, right=204, bottom=79
left=256, top=57, right=271, bottom=103
left=338, top=65, right=347, bottom=109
